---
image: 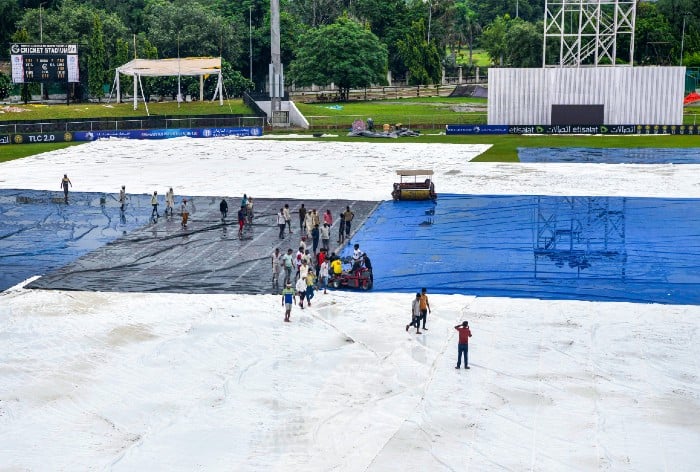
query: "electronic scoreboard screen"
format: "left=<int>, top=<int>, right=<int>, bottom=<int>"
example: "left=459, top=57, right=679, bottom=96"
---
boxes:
left=10, top=44, right=80, bottom=84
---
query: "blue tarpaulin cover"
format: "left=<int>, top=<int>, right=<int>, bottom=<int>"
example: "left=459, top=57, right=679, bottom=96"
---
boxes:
left=518, top=147, right=700, bottom=164
left=3, top=188, right=700, bottom=305
left=0, top=189, right=153, bottom=291
left=340, top=195, right=700, bottom=305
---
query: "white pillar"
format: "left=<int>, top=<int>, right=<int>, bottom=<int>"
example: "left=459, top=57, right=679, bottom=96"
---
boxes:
left=116, top=71, right=121, bottom=103
left=133, top=74, right=138, bottom=110
left=218, top=72, right=223, bottom=105
left=458, top=67, right=463, bottom=84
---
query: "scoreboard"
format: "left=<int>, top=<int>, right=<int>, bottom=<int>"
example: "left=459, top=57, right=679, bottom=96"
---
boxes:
left=10, top=44, right=79, bottom=84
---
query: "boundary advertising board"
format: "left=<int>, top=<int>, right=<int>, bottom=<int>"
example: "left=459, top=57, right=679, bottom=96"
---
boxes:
left=1, top=127, right=263, bottom=145
left=446, top=124, right=700, bottom=135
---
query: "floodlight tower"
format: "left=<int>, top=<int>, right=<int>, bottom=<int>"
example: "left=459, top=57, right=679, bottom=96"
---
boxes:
left=543, top=0, right=636, bottom=67
left=270, top=0, right=283, bottom=113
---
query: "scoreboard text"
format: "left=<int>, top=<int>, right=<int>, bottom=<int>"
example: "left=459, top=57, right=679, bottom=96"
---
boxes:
left=10, top=44, right=79, bottom=84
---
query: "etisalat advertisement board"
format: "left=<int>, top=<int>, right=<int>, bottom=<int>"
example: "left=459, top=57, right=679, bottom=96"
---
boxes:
left=446, top=124, right=699, bottom=135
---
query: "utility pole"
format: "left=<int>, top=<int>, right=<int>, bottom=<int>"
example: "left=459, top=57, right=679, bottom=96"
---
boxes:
left=680, top=13, right=689, bottom=67
left=427, top=0, right=432, bottom=43
left=249, top=6, right=253, bottom=82
left=39, top=2, right=44, bottom=102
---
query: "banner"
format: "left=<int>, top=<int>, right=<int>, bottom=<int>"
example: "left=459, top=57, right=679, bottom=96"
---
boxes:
left=72, top=126, right=263, bottom=142
left=9, top=132, right=74, bottom=145
left=447, top=124, right=700, bottom=135
left=0, top=135, right=11, bottom=145
left=445, top=125, right=509, bottom=135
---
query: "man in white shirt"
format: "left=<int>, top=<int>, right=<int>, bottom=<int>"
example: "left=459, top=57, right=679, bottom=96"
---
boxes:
left=352, top=243, right=364, bottom=272
left=277, top=208, right=287, bottom=239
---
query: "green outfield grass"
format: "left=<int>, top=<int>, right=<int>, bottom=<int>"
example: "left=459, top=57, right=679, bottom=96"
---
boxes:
left=0, top=142, right=83, bottom=163
left=296, top=97, right=487, bottom=128
left=0, top=100, right=250, bottom=121
left=453, top=48, right=492, bottom=68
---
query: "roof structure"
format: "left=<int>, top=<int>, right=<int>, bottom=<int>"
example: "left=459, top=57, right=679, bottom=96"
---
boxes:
left=396, top=169, right=434, bottom=176
left=116, top=57, right=221, bottom=77
left=112, top=57, right=224, bottom=113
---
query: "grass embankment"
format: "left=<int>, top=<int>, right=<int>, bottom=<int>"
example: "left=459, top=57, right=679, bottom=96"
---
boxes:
left=0, top=100, right=250, bottom=121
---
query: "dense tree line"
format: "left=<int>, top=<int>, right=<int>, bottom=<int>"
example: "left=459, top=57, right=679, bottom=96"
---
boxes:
left=0, top=0, right=697, bottom=101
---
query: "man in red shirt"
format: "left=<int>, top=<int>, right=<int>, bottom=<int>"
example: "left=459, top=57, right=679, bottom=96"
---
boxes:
left=454, top=321, right=473, bottom=369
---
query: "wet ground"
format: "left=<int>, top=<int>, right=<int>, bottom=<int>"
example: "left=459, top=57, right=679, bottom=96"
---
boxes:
left=24, top=193, right=378, bottom=294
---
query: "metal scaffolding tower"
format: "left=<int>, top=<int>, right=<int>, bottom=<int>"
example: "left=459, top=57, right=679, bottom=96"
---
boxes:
left=543, top=0, right=636, bottom=67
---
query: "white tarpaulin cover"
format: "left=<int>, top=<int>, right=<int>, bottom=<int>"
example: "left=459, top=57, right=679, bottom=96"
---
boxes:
left=116, top=57, right=221, bottom=77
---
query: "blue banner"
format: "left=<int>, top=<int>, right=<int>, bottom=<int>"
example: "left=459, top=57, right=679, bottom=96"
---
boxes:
left=73, top=126, right=263, bottom=142
left=446, top=125, right=509, bottom=135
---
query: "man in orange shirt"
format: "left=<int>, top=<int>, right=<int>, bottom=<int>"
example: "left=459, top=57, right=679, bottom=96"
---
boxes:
left=419, top=287, right=431, bottom=330
left=454, top=321, right=473, bottom=369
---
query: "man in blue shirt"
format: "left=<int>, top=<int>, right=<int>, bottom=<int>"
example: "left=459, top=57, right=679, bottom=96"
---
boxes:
left=281, top=282, right=296, bottom=322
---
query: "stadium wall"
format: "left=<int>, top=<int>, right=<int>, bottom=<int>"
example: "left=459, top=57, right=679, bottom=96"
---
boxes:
left=488, top=67, right=684, bottom=125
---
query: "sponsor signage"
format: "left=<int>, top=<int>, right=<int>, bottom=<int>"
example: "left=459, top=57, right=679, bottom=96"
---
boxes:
left=4, top=127, right=262, bottom=145
left=447, top=124, right=700, bottom=135
left=72, top=126, right=263, bottom=141
left=9, top=132, right=74, bottom=145
left=10, top=43, right=79, bottom=83
left=446, top=125, right=509, bottom=135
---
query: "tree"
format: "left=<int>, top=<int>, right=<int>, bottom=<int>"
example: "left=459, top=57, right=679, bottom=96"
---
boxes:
left=79, top=0, right=146, bottom=33
left=0, top=71, right=11, bottom=100
left=452, top=0, right=481, bottom=66
left=504, top=19, right=541, bottom=67
left=397, top=19, right=442, bottom=85
left=349, top=0, right=412, bottom=76
left=481, top=15, right=509, bottom=66
left=114, top=38, right=132, bottom=98
left=471, top=0, right=541, bottom=25
left=289, top=16, right=388, bottom=101
left=0, top=0, right=22, bottom=58
left=285, top=0, right=346, bottom=28
left=656, top=0, right=699, bottom=61
left=13, top=0, right=128, bottom=73
left=10, top=27, right=34, bottom=103
left=250, top=9, right=306, bottom=91
left=144, top=0, right=244, bottom=67
left=88, top=15, right=107, bottom=100
left=635, top=2, right=677, bottom=65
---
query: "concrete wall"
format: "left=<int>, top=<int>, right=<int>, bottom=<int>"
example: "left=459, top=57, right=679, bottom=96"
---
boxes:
left=254, top=100, right=308, bottom=128
left=488, top=67, right=685, bottom=125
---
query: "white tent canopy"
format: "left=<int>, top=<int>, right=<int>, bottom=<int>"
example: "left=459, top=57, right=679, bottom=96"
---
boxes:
left=113, top=57, right=224, bottom=113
